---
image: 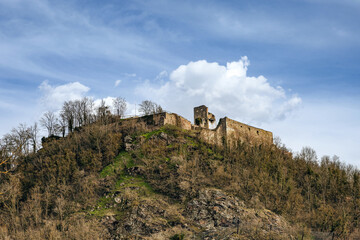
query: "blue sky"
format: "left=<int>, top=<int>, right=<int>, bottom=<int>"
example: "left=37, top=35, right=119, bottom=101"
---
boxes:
left=0, top=0, right=359, bottom=166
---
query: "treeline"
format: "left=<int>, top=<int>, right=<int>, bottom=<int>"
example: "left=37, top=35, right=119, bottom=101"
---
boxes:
left=41, top=97, right=127, bottom=138
left=0, top=97, right=162, bottom=167
left=0, top=97, right=125, bottom=161
left=0, top=96, right=162, bottom=239
left=0, top=122, right=123, bottom=239
left=48, top=98, right=162, bottom=138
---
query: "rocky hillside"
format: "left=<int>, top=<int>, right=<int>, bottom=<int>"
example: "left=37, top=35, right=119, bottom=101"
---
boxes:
left=90, top=127, right=295, bottom=239
left=1, top=120, right=359, bottom=239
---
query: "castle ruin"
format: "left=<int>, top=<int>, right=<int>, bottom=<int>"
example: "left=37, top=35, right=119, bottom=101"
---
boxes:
left=194, top=105, right=216, bottom=129
left=119, top=105, right=273, bottom=148
left=192, top=105, right=273, bottom=148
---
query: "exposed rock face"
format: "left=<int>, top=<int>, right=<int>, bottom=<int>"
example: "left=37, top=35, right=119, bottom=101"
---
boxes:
left=126, top=166, right=144, bottom=176
left=186, top=189, right=295, bottom=239
left=124, top=135, right=134, bottom=151
left=102, top=188, right=295, bottom=239
left=109, top=197, right=191, bottom=239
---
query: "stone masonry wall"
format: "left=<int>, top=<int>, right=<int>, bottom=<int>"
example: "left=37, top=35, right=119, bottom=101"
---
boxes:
left=224, top=118, right=273, bottom=147
left=194, top=105, right=209, bottom=128
left=195, top=117, right=273, bottom=148
left=117, top=112, right=191, bottom=133
left=118, top=111, right=272, bottom=148
left=196, top=118, right=227, bottom=148
left=163, top=113, right=192, bottom=130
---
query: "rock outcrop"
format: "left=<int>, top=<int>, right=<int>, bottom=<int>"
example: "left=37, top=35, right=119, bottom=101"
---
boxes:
left=186, top=188, right=295, bottom=239
left=101, top=187, right=295, bottom=239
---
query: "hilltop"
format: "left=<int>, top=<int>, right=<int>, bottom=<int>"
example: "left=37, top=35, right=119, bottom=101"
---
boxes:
left=0, top=108, right=360, bottom=239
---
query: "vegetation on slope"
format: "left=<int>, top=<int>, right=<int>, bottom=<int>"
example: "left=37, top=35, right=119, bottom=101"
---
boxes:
left=0, top=120, right=359, bottom=239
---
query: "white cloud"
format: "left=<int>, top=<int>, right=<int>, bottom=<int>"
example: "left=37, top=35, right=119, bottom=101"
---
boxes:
left=114, top=79, right=122, bottom=87
left=124, top=73, right=137, bottom=77
left=136, top=58, right=301, bottom=125
left=38, top=80, right=137, bottom=118
left=155, top=70, right=168, bottom=82
left=38, top=80, right=90, bottom=110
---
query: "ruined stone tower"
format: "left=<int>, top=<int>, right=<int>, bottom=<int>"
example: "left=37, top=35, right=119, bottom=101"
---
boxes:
left=194, top=105, right=215, bottom=129
left=193, top=105, right=273, bottom=147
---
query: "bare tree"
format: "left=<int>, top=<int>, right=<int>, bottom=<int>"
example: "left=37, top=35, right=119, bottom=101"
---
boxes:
left=58, top=112, right=67, bottom=137
left=60, top=98, right=95, bottom=135
left=12, top=123, right=31, bottom=155
left=113, top=97, right=127, bottom=117
left=81, top=97, right=93, bottom=125
left=0, top=149, right=10, bottom=178
left=1, top=123, right=32, bottom=157
left=62, top=101, right=75, bottom=133
left=97, top=99, right=110, bottom=119
left=29, top=123, right=39, bottom=153
left=40, top=111, right=58, bottom=137
left=298, top=147, right=318, bottom=163
left=139, top=100, right=153, bottom=115
left=0, top=152, right=10, bottom=195
left=0, top=139, right=24, bottom=190
left=155, top=104, right=163, bottom=113
left=87, top=97, right=96, bottom=124
left=139, top=100, right=163, bottom=115
left=74, top=99, right=82, bottom=127
left=73, top=98, right=92, bottom=127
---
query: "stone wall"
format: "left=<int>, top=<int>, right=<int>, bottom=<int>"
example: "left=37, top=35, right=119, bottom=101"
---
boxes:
left=194, top=105, right=209, bottom=128
left=194, top=117, right=273, bottom=148
left=163, top=113, right=192, bottom=130
left=117, top=110, right=272, bottom=148
left=224, top=118, right=273, bottom=147
left=117, top=112, right=191, bottom=133
left=196, top=118, right=227, bottom=148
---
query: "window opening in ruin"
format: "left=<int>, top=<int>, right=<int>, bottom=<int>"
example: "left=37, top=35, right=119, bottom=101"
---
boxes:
left=257, top=130, right=259, bottom=135
left=195, top=118, right=202, bottom=125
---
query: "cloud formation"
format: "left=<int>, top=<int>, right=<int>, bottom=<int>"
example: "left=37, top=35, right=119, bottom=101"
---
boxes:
left=114, top=80, right=122, bottom=87
left=137, top=58, right=301, bottom=125
left=39, top=81, right=90, bottom=110
left=38, top=81, right=137, bottom=117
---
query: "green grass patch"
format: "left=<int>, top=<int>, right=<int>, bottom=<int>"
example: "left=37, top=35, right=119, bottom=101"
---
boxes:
left=115, top=175, right=154, bottom=196
left=185, top=136, right=199, bottom=148
left=214, top=153, right=224, bottom=160
left=99, top=150, right=154, bottom=196
left=90, top=208, right=111, bottom=217
left=100, top=151, right=132, bottom=177
left=97, top=196, right=113, bottom=208
left=89, top=176, right=155, bottom=218
left=142, top=128, right=163, bottom=139
left=125, top=158, right=135, bottom=168
left=92, top=132, right=163, bottom=219
left=166, top=144, right=175, bottom=149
